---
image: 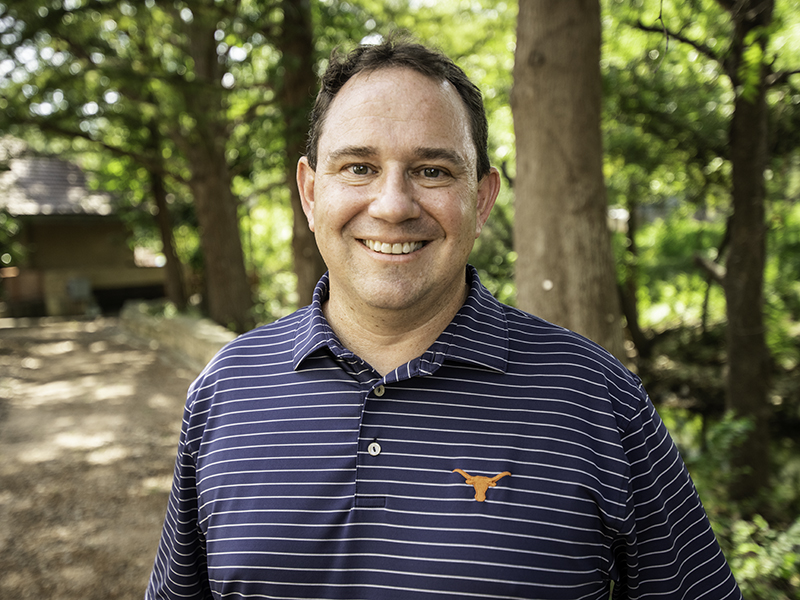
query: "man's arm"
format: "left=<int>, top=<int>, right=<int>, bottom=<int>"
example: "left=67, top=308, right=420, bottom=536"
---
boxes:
left=611, top=391, right=742, bottom=599
left=146, top=405, right=212, bottom=600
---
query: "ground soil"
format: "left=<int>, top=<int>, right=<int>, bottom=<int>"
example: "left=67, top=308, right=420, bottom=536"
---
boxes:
left=0, top=317, right=197, bottom=600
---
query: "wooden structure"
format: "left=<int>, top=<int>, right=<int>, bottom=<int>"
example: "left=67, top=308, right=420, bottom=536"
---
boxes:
left=0, top=153, right=164, bottom=317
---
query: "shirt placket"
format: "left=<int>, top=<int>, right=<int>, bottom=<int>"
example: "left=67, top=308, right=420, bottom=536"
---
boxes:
left=354, top=379, right=390, bottom=507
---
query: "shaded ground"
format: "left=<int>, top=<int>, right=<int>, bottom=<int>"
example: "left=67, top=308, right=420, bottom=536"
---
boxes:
left=0, top=317, right=196, bottom=600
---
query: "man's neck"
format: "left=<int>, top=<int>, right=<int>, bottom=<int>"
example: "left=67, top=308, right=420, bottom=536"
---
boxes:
left=322, top=283, right=468, bottom=377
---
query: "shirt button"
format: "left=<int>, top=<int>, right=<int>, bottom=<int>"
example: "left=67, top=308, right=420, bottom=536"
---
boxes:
left=368, top=442, right=382, bottom=456
left=374, top=385, right=385, bottom=397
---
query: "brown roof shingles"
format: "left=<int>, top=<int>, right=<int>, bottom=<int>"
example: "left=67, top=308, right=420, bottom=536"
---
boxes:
left=0, top=156, right=113, bottom=216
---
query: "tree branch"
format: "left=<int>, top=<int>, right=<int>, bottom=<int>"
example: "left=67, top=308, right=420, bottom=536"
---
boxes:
left=634, top=20, right=723, bottom=66
left=767, top=68, right=800, bottom=87
left=714, top=0, right=739, bottom=12
left=31, top=120, right=190, bottom=185
left=693, top=254, right=726, bottom=285
left=500, top=160, right=515, bottom=189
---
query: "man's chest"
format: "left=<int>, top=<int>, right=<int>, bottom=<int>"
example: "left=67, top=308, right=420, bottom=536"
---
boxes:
left=192, top=384, right=621, bottom=599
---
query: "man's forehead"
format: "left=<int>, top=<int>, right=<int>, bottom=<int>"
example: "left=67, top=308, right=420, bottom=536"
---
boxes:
left=327, top=68, right=453, bottom=116
left=317, top=67, right=474, bottom=164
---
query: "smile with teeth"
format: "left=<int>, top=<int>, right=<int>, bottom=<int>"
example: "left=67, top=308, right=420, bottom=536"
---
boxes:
left=363, top=239, right=425, bottom=255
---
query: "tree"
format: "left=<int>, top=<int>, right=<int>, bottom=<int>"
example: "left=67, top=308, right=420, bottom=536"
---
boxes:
left=172, top=2, right=253, bottom=332
left=626, top=0, right=800, bottom=511
left=720, top=0, right=774, bottom=506
left=0, top=0, right=257, bottom=331
left=511, top=0, right=627, bottom=362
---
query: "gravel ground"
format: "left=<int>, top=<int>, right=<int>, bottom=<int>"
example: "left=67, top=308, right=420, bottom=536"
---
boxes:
left=0, top=317, right=196, bottom=600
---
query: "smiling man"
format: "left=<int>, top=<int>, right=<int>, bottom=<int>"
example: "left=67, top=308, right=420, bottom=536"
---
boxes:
left=146, top=39, right=741, bottom=600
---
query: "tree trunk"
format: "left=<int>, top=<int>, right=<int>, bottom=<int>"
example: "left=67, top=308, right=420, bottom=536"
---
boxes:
left=279, top=0, right=326, bottom=307
left=721, top=0, right=774, bottom=508
left=179, top=5, right=253, bottom=332
left=151, top=169, right=187, bottom=311
left=512, top=0, right=626, bottom=362
left=145, top=116, right=186, bottom=311
left=619, top=187, right=653, bottom=358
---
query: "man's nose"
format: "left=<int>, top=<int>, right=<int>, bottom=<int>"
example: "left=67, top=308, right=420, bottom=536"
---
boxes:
left=368, top=168, right=420, bottom=223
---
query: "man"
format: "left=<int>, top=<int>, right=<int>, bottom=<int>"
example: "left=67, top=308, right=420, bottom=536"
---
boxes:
left=147, top=39, right=741, bottom=599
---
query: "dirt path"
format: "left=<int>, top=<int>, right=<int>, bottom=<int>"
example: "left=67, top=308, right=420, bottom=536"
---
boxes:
left=0, top=317, right=197, bottom=600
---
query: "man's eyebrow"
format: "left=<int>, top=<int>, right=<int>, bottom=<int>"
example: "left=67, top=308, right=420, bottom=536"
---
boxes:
left=414, top=147, right=468, bottom=170
left=326, top=145, right=377, bottom=163
left=325, top=145, right=468, bottom=170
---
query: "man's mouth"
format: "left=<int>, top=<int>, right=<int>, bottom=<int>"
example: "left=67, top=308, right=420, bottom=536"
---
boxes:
left=362, top=239, right=425, bottom=255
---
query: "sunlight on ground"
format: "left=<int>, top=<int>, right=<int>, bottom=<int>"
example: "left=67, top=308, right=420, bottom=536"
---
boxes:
left=0, top=318, right=195, bottom=600
left=13, top=378, right=136, bottom=407
left=87, top=445, right=131, bottom=465
left=141, top=474, right=173, bottom=494
left=54, top=431, right=115, bottom=450
left=33, top=340, right=77, bottom=355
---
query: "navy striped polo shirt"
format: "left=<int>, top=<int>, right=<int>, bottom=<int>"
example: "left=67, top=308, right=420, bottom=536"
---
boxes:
left=147, top=266, right=741, bottom=600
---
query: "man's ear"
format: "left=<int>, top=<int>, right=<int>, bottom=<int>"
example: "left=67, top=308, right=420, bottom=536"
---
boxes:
left=297, top=156, right=316, bottom=232
left=474, top=167, right=501, bottom=238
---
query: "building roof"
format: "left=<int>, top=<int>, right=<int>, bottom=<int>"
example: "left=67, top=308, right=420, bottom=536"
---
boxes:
left=0, top=155, right=114, bottom=217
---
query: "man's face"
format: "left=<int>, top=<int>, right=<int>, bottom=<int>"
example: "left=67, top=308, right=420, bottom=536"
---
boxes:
left=298, top=67, right=500, bottom=318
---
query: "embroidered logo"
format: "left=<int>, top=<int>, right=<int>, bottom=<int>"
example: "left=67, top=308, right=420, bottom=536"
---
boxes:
left=453, top=469, right=511, bottom=502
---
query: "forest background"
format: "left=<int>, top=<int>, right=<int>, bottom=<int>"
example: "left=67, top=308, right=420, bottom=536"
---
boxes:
left=0, top=0, right=799, bottom=597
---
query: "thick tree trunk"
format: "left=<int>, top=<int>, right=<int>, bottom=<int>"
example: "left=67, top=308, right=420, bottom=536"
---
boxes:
left=512, top=0, right=626, bottom=362
left=179, top=6, right=253, bottom=332
left=279, top=0, right=326, bottom=307
left=184, top=146, right=253, bottom=333
left=722, top=0, right=774, bottom=507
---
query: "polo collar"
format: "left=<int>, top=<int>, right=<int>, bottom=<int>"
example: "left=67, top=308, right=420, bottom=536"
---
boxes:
left=292, top=265, right=509, bottom=375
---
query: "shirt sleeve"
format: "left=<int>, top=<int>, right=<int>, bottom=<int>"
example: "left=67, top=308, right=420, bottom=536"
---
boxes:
left=610, top=388, right=742, bottom=599
left=145, top=399, right=213, bottom=600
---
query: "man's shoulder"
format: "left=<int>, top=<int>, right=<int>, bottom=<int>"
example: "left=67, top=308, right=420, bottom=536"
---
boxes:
left=502, top=303, right=603, bottom=351
left=498, top=302, right=641, bottom=389
left=462, top=277, right=635, bottom=382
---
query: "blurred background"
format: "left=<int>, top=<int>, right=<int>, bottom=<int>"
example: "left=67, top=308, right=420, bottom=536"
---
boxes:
left=1, top=0, right=799, bottom=597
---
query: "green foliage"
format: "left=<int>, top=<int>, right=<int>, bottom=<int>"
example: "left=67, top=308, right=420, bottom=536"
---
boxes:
left=0, top=211, right=24, bottom=268
left=240, top=188, right=297, bottom=324
left=470, top=190, right=516, bottom=305
left=765, top=201, right=800, bottom=369
left=740, top=27, right=768, bottom=102
left=725, top=516, right=800, bottom=599
left=628, top=210, right=728, bottom=329
left=658, top=410, right=800, bottom=598
left=600, top=4, right=800, bottom=595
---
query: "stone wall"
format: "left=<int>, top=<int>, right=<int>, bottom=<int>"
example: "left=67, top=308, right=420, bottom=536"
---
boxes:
left=119, top=301, right=237, bottom=374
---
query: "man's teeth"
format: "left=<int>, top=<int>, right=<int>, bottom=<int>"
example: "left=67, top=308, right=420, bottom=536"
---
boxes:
left=364, top=240, right=424, bottom=255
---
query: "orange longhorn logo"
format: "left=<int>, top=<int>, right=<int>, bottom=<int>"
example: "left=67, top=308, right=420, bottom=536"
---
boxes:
left=453, top=469, right=511, bottom=502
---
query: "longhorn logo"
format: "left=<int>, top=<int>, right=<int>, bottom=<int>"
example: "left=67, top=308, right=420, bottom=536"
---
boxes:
left=453, top=469, right=511, bottom=502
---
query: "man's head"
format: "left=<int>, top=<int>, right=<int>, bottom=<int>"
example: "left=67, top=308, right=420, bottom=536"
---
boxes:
left=296, top=39, right=501, bottom=332
left=306, top=37, right=491, bottom=180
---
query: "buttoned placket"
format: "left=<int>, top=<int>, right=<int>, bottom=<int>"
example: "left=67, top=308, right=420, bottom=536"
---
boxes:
left=326, top=343, right=448, bottom=508
left=353, top=379, right=392, bottom=507
left=365, top=383, right=385, bottom=456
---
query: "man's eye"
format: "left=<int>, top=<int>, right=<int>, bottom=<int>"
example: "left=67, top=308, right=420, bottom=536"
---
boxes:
left=350, top=165, right=370, bottom=175
left=423, top=168, right=444, bottom=178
